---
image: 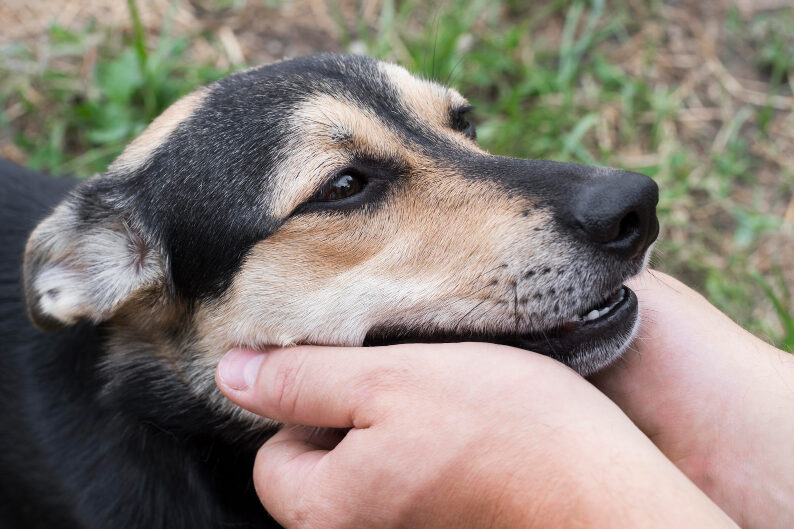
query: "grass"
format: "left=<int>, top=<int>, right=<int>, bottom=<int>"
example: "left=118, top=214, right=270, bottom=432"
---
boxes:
left=1, top=0, right=792, bottom=350
left=1, top=4, right=229, bottom=174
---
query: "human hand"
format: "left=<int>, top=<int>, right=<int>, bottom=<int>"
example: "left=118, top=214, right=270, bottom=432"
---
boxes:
left=591, top=271, right=794, bottom=529
left=216, top=342, right=736, bottom=529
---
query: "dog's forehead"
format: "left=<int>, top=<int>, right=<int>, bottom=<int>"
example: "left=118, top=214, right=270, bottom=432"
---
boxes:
left=234, top=55, right=469, bottom=139
left=290, top=61, right=469, bottom=141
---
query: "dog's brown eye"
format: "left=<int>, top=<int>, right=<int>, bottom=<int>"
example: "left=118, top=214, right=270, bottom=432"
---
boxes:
left=320, top=173, right=365, bottom=201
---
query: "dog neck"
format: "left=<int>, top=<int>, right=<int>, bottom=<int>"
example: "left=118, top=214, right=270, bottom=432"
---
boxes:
left=99, top=298, right=275, bottom=446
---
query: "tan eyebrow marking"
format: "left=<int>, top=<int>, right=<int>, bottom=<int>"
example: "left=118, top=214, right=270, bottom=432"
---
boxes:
left=268, top=94, right=420, bottom=218
left=270, top=75, right=485, bottom=219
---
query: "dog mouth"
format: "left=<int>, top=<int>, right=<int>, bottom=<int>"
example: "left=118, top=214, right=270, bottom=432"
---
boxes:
left=363, top=285, right=638, bottom=375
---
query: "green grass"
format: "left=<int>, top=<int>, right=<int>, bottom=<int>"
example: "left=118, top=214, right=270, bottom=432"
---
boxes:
left=1, top=5, right=229, bottom=175
left=1, top=0, right=793, bottom=350
left=755, top=271, right=794, bottom=352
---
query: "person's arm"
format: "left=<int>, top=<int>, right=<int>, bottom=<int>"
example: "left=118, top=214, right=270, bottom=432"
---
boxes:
left=591, top=271, right=794, bottom=529
left=217, top=342, right=737, bottom=529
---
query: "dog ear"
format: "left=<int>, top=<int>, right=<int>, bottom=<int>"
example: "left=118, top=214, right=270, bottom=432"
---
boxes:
left=23, top=187, right=166, bottom=330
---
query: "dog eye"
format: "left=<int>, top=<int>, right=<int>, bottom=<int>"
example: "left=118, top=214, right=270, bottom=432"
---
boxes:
left=319, top=173, right=366, bottom=201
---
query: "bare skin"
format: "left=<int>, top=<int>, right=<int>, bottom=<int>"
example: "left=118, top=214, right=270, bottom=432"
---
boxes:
left=591, top=271, right=794, bottom=529
left=216, top=309, right=742, bottom=526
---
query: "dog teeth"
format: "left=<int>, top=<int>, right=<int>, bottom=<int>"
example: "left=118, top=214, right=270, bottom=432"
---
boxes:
left=578, top=288, right=625, bottom=323
left=582, top=309, right=598, bottom=321
left=567, top=287, right=626, bottom=324
left=581, top=306, right=608, bottom=322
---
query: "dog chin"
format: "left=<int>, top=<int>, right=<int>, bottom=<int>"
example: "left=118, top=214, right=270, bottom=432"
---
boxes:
left=562, top=312, right=640, bottom=376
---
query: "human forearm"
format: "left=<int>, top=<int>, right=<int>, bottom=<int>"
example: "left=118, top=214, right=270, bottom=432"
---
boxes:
left=592, top=271, right=794, bottom=529
left=489, top=429, right=738, bottom=529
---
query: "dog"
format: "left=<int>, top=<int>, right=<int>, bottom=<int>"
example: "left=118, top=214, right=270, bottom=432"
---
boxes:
left=0, top=53, right=658, bottom=528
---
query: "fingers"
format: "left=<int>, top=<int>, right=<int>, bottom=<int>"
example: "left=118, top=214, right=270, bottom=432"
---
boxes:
left=216, top=342, right=559, bottom=429
left=253, top=426, right=329, bottom=526
left=215, top=345, right=416, bottom=428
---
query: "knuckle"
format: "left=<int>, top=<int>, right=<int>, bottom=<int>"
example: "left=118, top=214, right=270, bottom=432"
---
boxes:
left=253, top=452, right=320, bottom=529
left=265, top=354, right=307, bottom=419
left=279, top=491, right=345, bottom=529
left=285, top=498, right=351, bottom=529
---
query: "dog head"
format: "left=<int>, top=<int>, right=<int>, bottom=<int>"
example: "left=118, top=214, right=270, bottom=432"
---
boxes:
left=23, top=54, right=658, bottom=426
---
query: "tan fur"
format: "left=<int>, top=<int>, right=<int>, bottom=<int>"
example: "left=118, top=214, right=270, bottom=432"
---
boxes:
left=379, top=62, right=468, bottom=129
left=109, top=87, right=209, bottom=173
left=195, top=172, right=547, bottom=357
left=269, top=94, right=422, bottom=218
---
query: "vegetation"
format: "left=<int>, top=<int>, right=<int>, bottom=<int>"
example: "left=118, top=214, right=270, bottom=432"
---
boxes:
left=1, top=0, right=792, bottom=349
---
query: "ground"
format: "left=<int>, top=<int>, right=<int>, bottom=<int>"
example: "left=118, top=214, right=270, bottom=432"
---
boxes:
left=1, top=0, right=792, bottom=350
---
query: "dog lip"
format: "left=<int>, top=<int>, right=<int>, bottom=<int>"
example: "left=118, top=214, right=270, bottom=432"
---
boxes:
left=362, top=286, right=639, bottom=371
left=573, top=285, right=628, bottom=323
left=512, top=286, right=637, bottom=358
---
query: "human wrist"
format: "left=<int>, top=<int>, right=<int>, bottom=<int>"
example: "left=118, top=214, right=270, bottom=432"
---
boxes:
left=592, top=271, right=794, bottom=529
left=480, top=428, right=737, bottom=529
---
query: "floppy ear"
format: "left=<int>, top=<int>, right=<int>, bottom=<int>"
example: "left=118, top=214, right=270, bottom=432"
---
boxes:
left=23, top=189, right=166, bottom=330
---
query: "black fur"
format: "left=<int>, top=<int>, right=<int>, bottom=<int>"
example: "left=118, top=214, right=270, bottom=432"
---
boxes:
left=0, top=160, right=280, bottom=528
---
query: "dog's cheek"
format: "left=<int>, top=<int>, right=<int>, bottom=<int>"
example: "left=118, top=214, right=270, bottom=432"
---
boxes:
left=191, top=213, right=388, bottom=353
left=192, top=176, right=555, bottom=356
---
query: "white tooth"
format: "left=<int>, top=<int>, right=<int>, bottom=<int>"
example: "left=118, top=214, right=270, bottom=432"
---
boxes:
left=585, top=309, right=600, bottom=321
left=599, top=307, right=610, bottom=317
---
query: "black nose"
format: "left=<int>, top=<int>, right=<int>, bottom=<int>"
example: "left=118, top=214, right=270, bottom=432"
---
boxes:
left=572, top=170, right=659, bottom=259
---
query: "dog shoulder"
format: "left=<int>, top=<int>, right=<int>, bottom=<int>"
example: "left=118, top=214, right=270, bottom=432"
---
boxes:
left=0, top=160, right=277, bottom=528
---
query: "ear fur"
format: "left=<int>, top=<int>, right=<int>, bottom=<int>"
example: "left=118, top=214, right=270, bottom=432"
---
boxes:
left=23, top=193, right=165, bottom=330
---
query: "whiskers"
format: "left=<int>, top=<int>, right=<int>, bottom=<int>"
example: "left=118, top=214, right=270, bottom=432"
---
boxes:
left=527, top=311, right=559, bottom=359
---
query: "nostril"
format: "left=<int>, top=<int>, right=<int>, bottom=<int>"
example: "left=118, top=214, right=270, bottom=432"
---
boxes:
left=616, top=210, right=641, bottom=243
left=567, top=168, right=659, bottom=259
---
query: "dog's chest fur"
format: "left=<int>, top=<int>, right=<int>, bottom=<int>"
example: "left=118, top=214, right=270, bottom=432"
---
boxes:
left=0, top=160, right=280, bottom=529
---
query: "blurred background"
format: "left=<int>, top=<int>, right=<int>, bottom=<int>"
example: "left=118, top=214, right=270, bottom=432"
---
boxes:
left=1, top=0, right=792, bottom=350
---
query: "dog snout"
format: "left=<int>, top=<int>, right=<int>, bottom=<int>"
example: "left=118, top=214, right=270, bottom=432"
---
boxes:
left=571, top=170, right=659, bottom=260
